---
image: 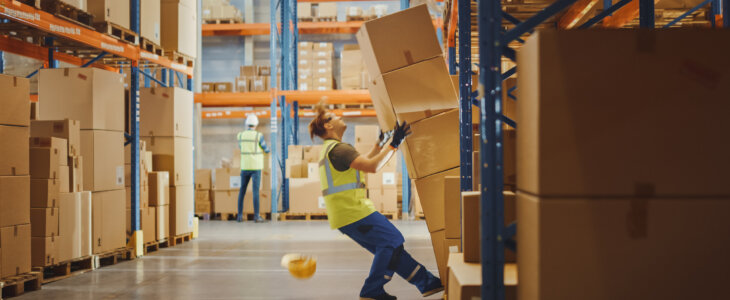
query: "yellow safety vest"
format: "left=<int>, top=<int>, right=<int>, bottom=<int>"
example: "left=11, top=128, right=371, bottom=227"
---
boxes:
left=237, top=130, right=264, bottom=170
left=319, top=139, right=375, bottom=229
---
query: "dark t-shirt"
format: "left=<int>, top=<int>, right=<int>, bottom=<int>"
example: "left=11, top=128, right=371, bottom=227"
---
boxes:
left=328, top=143, right=361, bottom=172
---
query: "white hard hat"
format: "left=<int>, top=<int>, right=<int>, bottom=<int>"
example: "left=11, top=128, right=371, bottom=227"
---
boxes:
left=245, top=114, right=259, bottom=127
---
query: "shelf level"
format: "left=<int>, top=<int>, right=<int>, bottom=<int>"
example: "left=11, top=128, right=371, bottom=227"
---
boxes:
left=203, top=19, right=443, bottom=36
left=195, top=90, right=373, bottom=107
left=202, top=108, right=376, bottom=119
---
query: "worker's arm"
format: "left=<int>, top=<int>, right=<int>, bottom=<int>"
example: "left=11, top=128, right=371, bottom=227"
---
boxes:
left=366, top=130, right=392, bottom=158
left=259, top=133, right=271, bottom=153
left=350, top=122, right=410, bottom=173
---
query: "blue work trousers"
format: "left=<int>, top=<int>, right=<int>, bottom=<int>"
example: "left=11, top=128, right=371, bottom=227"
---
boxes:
left=339, top=212, right=439, bottom=298
left=237, top=170, right=261, bottom=221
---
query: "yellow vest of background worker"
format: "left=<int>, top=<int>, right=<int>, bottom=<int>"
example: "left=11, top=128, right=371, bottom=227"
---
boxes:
left=237, top=130, right=264, bottom=170
left=318, top=139, right=375, bottom=229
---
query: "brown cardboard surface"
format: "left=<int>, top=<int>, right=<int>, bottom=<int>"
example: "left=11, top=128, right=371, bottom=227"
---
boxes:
left=195, top=169, right=212, bottom=190
left=0, top=125, right=29, bottom=176
left=0, top=75, right=30, bottom=126
left=31, top=179, right=60, bottom=208
left=30, top=147, right=59, bottom=179
left=169, top=185, right=194, bottom=236
left=517, top=192, right=730, bottom=300
left=414, top=167, right=459, bottom=233
left=461, top=191, right=480, bottom=263
left=79, top=191, right=91, bottom=258
left=38, top=68, right=124, bottom=131
left=517, top=30, right=730, bottom=197
left=443, top=176, right=461, bottom=239
left=149, top=172, right=170, bottom=206
left=302, top=145, right=322, bottom=164
left=1, top=224, right=31, bottom=278
left=29, top=137, right=67, bottom=166
left=213, top=168, right=239, bottom=190
left=87, top=0, right=130, bottom=27
left=140, top=87, right=193, bottom=138
left=31, top=236, right=56, bottom=267
left=401, top=109, right=460, bottom=179
left=447, top=253, right=482, bottom=300
left=59, top=165, right=69, bottom=193
left=58, top=192, right=89, bottom=262
left=69, top=156, right=83, bottom=192
left=161, top=0, right=197, bottom=58
left=211, top=190, right=237, bottom=213
left=80, top=130, right=125, bottom=192
left=356, top=4, right=441, bottom=76
left=141, top=0, right=161, bottom=44
left=370, top=56, right=457, bottom=125
left=289, top=178, right=326, bottom=214
left=141, top=207, right=156, bottom=244
left=156, top=205, right=169, bottom=240
left=142, top=136, right=193, bottom=186
left=31, top=119, right=81, bottom=157
left=30, top=208, right=58, bottom=237
left=125, top=184, right=150, bottom=209
left=368, top=80, right=398, bottom=131
left=429, top=230, right=447, bottom=282
left=92, top=189, right=125, bottom=254
left=195, top=200, right=211, bottom=215
left=195, top=190, right=209, bottom=203
left=0, top=176, right=30, bottom=227
left=30, top=102, right=39, bottom=121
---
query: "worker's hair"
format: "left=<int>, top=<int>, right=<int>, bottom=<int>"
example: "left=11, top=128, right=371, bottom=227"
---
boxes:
left=309, top=101, right=331, bottom=141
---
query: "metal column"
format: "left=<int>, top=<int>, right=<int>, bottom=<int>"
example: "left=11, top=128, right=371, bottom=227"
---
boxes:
left=639, top=0, right=655, bottom=27
left=448, top=47, right=456, bottom=75
left=269, top=0, right=279, bottom=218
left=129, top=0, right=141, bottom=233
left=292, top=101, right=299, bottom=145
left=400, top=0, right=411, bottom=217
left=724, top=0, right=730, bottom=27
left=458, top=0, right=473, bottom=191
left=45, top=37, right=58, bottom=68
left=0, top=51, right=4, bottom=73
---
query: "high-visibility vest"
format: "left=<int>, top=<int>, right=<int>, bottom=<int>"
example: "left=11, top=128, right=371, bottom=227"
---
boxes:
left=318, top=139, right=375, bottom=229
left=237, top=130, right=264, bottom=170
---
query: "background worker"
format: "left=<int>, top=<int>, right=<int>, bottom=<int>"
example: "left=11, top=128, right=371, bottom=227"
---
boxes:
left=237, top=115, right=270, bottom=223
left=309, top=104, right=443, bottom=300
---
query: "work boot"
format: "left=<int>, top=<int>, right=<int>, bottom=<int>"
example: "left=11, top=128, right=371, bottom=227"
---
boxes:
left=421, top=278, right=444, bottom=297
left=360, top=292, right=397, bottom=300
left=254, top=217, right=265, bottom=223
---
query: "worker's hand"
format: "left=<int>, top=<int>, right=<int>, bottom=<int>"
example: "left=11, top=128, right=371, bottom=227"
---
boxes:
left=389, top=121, right=412, bottom=149
left=377, top=129, right=393, bottom=148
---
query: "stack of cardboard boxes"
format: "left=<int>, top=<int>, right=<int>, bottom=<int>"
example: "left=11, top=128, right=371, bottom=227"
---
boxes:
left=287, top=145, right=326, bottom=214
left=0, top=75, right=31, bottom=278
left=161, top=0, right=198, bottom=59
left=140, top=87, right=194, bottom=238
left=141, top=0, right=162, bottom=46
left=124, top=141, right=153, bottom=243
left=194, top=169, right=212, bottom=215
left=298, top=2, right=337, bottom=21
left=340, top=45, right=368, bottom=90
left=210, top=167, right=240, bottom=215
left=202, top=0, right=243, bottom=23
left=88, top=0, right=130, bottom=30
left=237, top=65, right=271, bottom=92
left=39, top=68, right=126, bottom=255
left=148, top=171, right=170, bottom=242
left=298, top=42, right=334, bottom=91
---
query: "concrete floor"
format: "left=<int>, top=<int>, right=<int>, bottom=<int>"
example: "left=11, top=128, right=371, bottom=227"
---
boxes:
left=18, top=219, right=443, bottom=300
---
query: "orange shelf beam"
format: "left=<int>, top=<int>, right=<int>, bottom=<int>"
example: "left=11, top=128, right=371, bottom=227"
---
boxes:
left=601, top=0, right=659, bottom=28
left=202, top=108, right=376, bottom=119
left=139, top=51, right=194, bottom=76
left=203, top=19, right=443, bottom=36
left=0, top=35, right=117, bottom=72
left=559, top=0, right=600, bottom=29
left=447, top=0, right=458, bottom=47
left=195, top=90, right=372, bottom=107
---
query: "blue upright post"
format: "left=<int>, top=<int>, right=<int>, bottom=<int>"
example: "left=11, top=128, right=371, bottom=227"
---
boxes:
left=46, top=37, right=59, bottom=68
left=143, top=68, right=151, bottom=88
left=280, top=97, right=289, bottom=212
left=458, top=0, right=473, bottom=192
left=270, top=0, right=279, bottom=216
left=448, top=47, right=457, bottom=75
left=639, top=0, right=655, bottom=28
left=292, top=0, right=298, bottom=88
left=0, top=51, right=4, bottom=73
left=400, top=0, right=411, bottom=217
left=130, top=0, right=141, bottom=234
left=724, top=0, right=730, bottom=28
left=479, top=0, right=505, bottom=298
left=292, top=101, right=299, bottom=145
left=161, top=67, right=167, bottom=84
left=711, top=0, right=720, bottom=27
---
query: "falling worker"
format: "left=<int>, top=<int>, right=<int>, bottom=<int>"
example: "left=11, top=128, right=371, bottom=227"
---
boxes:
left=308, top=103, right=443, bottom=300
left=236, top=114, right=270, bottom=223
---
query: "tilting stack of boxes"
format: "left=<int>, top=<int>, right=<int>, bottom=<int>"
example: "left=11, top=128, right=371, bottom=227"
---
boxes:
left=141, top=87, right=194, bottom=239
left=194, top=169, right=212, bottom=215
left=298, top=42, right=334, bottom=91
left=0, top=75, right=31, bottom=278
left=39, top=68, right=126, bottom=255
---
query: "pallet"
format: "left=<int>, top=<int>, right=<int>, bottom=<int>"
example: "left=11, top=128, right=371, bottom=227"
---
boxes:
left=140, top=37, right=164, bottom=56
left=93, top=247, right=133, bottom=269
left=416, top=213, right=425, bottom=220
left=196, top=213, right=212, bottom=220
left=168, top=233, right=193, bottom=247
left=281, top=212, right=328, bottom=221
left=94, top=21, right=139, bottom=45
left=164, top=51, right=194, bottom=68
left=313, top=17, right=337, bottom=22
left=203, top=18, right=244, bottom=24
left=241, top=212, right=272, bottom=221
left=346, top=16, right=374, bottom=21
left=213, top=212, right=238, bottom=221
left=381, top=212, right=399, bottom=220
left=1, top=272, right=42, bottom=298
left=19, top=0, right=94, bottom=28
left=32, top=256, right=93, bottom=284
left=143, top=238, right=169, bottom=255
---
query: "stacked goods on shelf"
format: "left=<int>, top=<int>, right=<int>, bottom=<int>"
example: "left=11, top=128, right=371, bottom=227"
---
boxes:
left=140, top=87, right=194, bottom=238
left=286, top=145, right=326, bottom=214
left=195, top=169, right=212, bottom=215
left=162, top=0, right=198, bottom=59
left=237, top=64, right=272, bottom=92
left=346, top=5, right=388, bottom=21
left=0, top=75, right=31, bottom=278
left=30, top=119, right=93, bottom=265
left=298, top=42, right=334, bottom=91
left=148, top=171, right=170, bottom=242
left=354, top=125, right=399, bottom=216
left=88, top=0, right=130, bottom=29
left=202, top=0, right=243, bottom=23
left=141, top=0, right=162, bottom=46
left=124, top=141, right=152, bottom=242
left=210, top=167, right=240, bottom=215
left=340, top=45, right=369, bottom=90
left=365, top=5, right=389, bottom=19
left=298, top=3, right=337, bottom=21
left=516, top=30, right=730, bottom=299
left=39, top=68, right=126, bottom=255
left=357, top=5, right=462, bottom=282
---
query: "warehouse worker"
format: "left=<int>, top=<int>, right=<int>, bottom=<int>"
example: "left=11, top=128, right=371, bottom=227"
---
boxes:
left=309, top=104, right=443, bottom=300
left=237, top=115, right=270, bottom=223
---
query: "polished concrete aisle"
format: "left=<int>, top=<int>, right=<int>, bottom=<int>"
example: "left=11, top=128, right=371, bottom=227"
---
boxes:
left=18, top=219, right=443, bottom=300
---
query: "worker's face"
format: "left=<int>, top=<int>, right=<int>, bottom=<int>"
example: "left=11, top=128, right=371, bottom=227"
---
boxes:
left=326, top=113, right=346, bottom=136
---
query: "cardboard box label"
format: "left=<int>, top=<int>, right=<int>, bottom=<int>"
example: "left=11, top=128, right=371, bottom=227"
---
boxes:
left=116, top=166, right=124, bottom=186
left=229, top=176, right=241, bottom=189
left=318, top=196, right=326, bottom=209
left=382, top=172, right=395, bottom=185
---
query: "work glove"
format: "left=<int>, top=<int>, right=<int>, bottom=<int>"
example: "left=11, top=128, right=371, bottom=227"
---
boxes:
left=389, top=121, right=412, bottom=149
left=377, top=129, right=394, bottom=148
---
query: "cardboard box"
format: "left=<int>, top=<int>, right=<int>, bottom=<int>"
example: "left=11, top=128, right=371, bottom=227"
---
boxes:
left=369, top=81, right=398, bottom=131
left=31, top=119, right=81, bottom=157
left=214, top=82, right=233, bottom=93
left=0, top=176, right=30, bottom=227
left=195, top=169, right=212, bottom=190
left=69, top=156, right=83, bottom=192
left=30, top=208, right=59, bottom=237
left=195, top=200, right=211, bottom=215
left=369, top=56, right=457, bottom=125
left=142, top=136, right=193, bottom=186
left=140, top=87, right=194, bottom=138
left=0, top=125, right=30, bottom=176
left=341, top=49, right=365, bottom=90
left=368, top=186, right=397, bottom=212
left=298, top=41, right=313, bottom=50
left=156, top=204, right=169, bottom=240
left=195, top=190, right=209, bottom=203
left=32, top=236, right=57, bottom=267
left=297, top=2, right=311, bottom=18
left=169, top=185, right=194, bottom=236
left=401, top=109, right=460, bottom=179
left=355, top=125, right=378, bottom=146
left=58, top=192, right=92, bottom=262
left=87, top=0, right=130, bottom=28
left=413, top=167, right=459, bottom=233
left=429, top=229, right=453, bottom=282
left=30, top=102, right=39, bottom=121
left=313, top=59, right=333, bottom=69
left=141, top=206, right=156, bottom=244
left=461, top=191, right=515, bottom=263
left=125, top=184, right=150, bottom=209
left=149, top=172, right=170, bottom=206
left=302, top=145, right=321, bottom=164
left=29, top=147, right=60, bottom=179
left=1, top=224, right=31, bottom=278
left=91, top=189, right=125, bottom=254
left=447, top=253, right=481, bottom=300
left=141, top=0, right=161, bottom=45
left=313, top=42, right=334, bottom=52
left=289, top=178, right=327, bottom=214
left=38, top=68, right=124, bottom=131
left=202, top=82, right=214, bottom=92
left=161, top=0, right=197, bottom=58
left=518, top=192, right=730, bottom=300
left=0, top=75, right=30, bottom=126
left=443, top=176, right=460, bottom=239
left=518, top=30, right=730, bottom=197
left=30, top=137, right=67, bottom=167
left=240, top=66, right=258, bottom=77
left=31, top=179, right=60, bottom=208
left=211, top=190, right=238, bottom=213
left=81, top=130, right=125, bottom=192
left=213, top=168, right=239, bottom=190
left=356, top=5, right=441, bottom=76
left=235, top=77, right=250, bottom=92
left=317, top=3, right=337, bottom=17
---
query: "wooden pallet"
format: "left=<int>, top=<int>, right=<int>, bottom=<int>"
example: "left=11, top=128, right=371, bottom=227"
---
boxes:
left=168, top=233, right=193, bottom=247
left=143, top=238, right=169, bottom=255
left=196, top=213, right=212, bottom=220
left=213, top=212, right=238, bottom=221
left=241, top=212, right=272, bottom=221
left=140, top=37, right=164, bottom=56
left=164, top=51, right=194, bottom=68
left=313, top=17, right=337, bottom=22
left=94, top=22, right=139, bottom=45
left=381, top=212, right=399, bottom=220
left=281, top=212, right=328, bottom=221
left=1, top=272, right=42, bottom=298
left=298, top=17, right=314, bottom=22
left=93, top=247, right=133, bottom=269
left=346, top=16, right=374, bottom=21
left=19, top=0, right=94, bottom=28
left=203, top=18, right=244, bottom=24
left=32, top=256, right=93, bottom=284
